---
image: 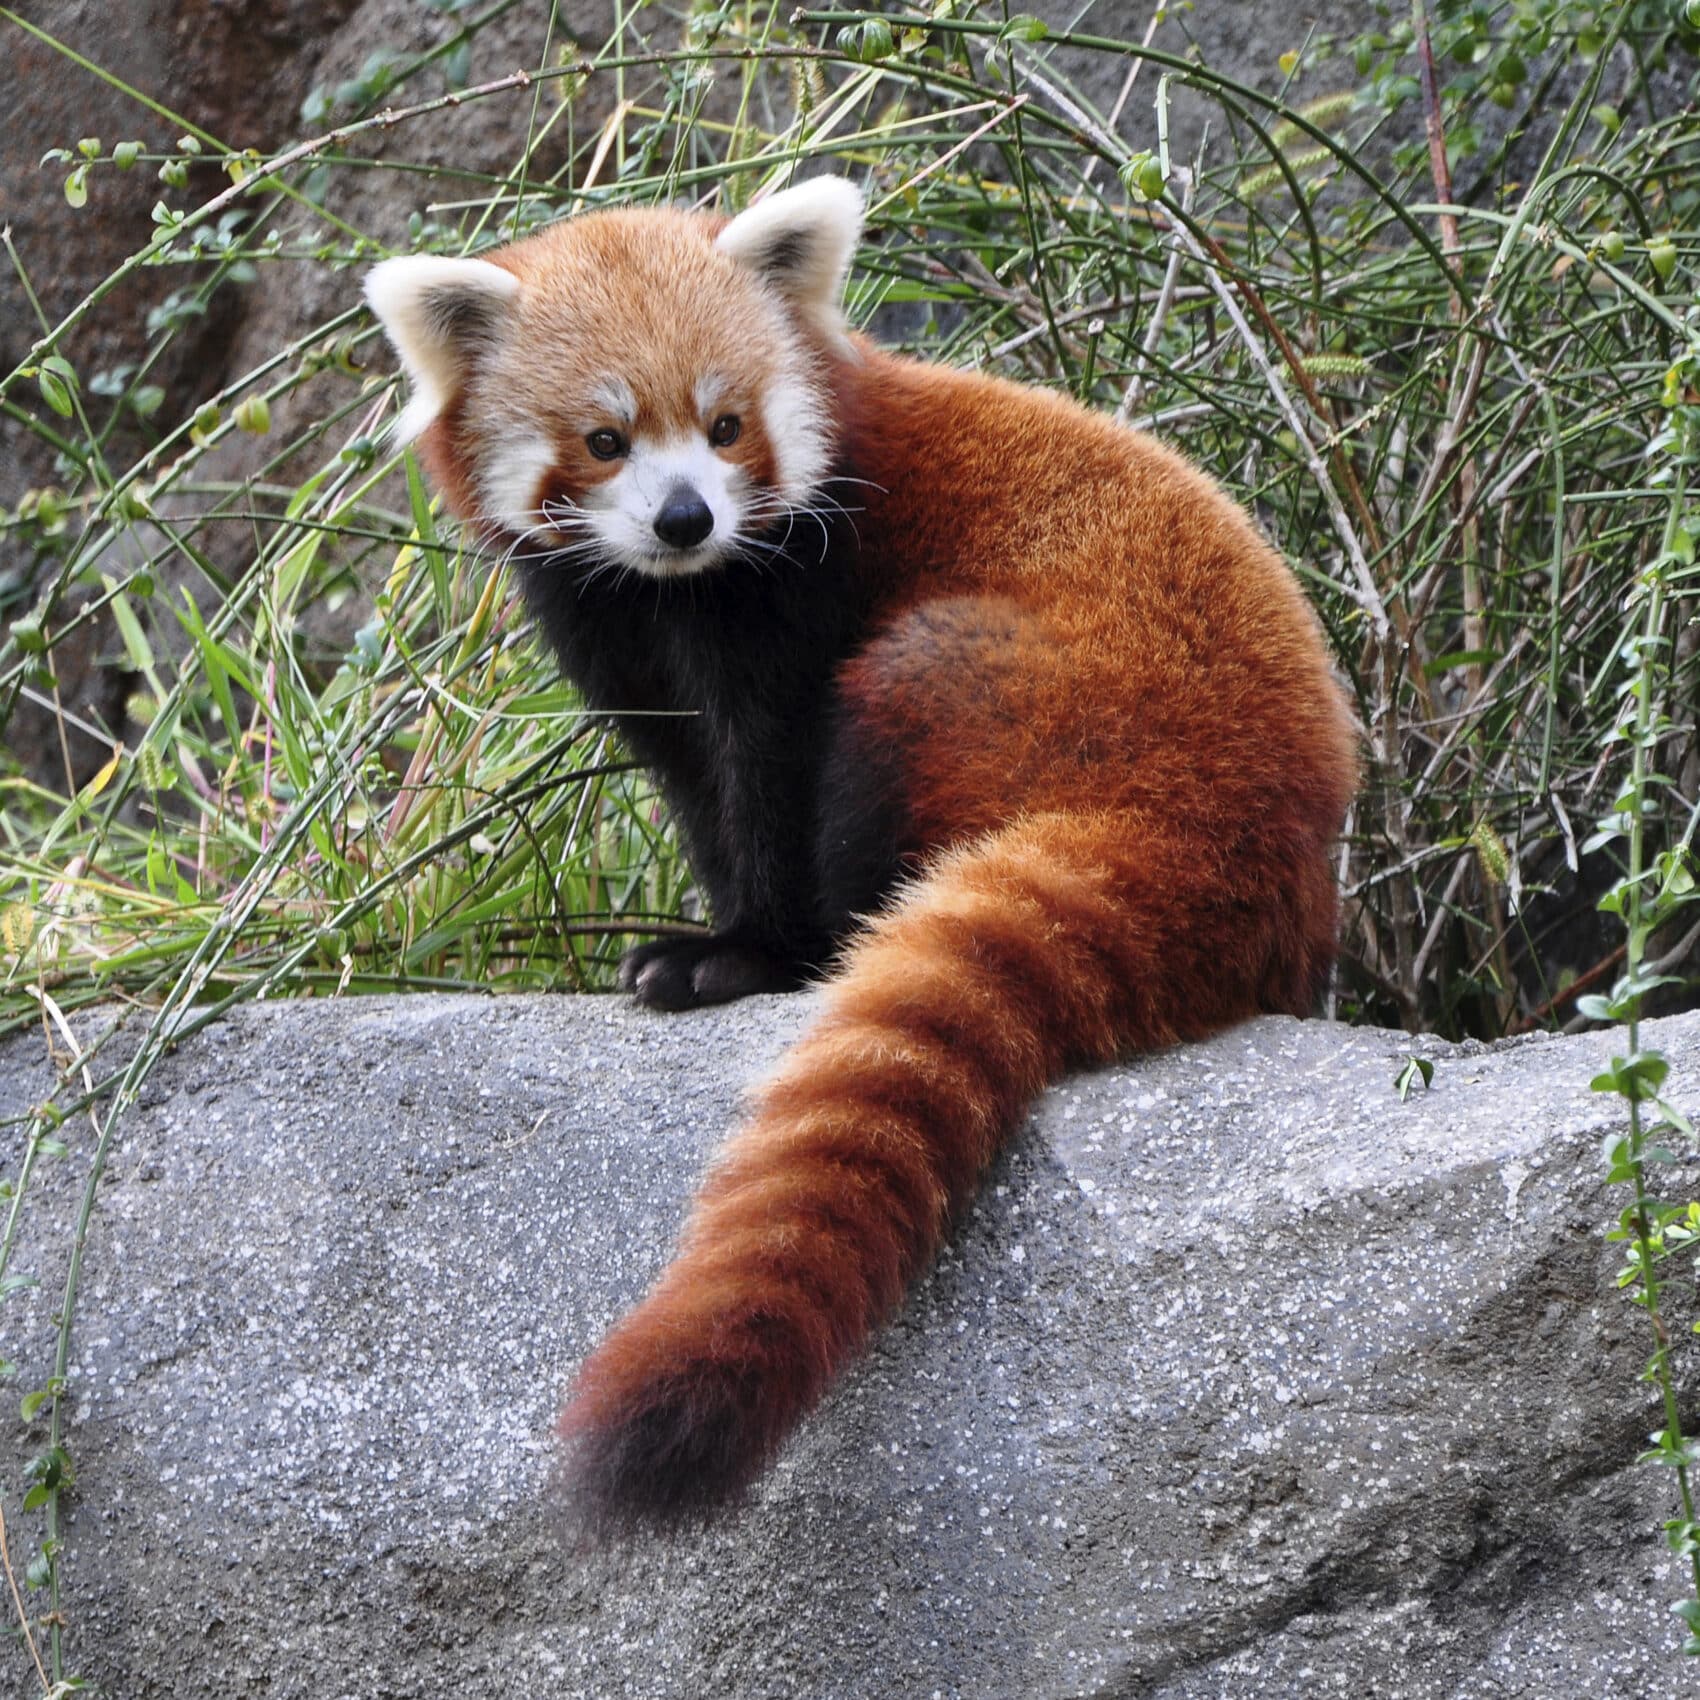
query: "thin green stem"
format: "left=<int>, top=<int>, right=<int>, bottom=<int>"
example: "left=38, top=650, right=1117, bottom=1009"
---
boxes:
left=1620, top=463, right=1700, bottom=1604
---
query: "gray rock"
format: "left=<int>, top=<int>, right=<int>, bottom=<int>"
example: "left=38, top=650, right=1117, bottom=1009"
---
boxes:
left=3, top=994, right=1697, bottom=1697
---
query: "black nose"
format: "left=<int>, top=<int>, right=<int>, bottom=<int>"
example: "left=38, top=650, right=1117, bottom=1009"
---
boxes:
left=653, top=484, right=714, bottom=550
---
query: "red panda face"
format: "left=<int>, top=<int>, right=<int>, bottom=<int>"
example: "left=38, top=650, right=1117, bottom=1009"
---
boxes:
left=364, top=179, right=864, bottom=579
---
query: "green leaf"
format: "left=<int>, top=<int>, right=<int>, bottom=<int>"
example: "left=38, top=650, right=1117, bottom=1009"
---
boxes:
left=405, top=449, right=437, bottom=546
left=1119, top=151, right=1167, bottom=203
left=999, top=13, right=1048, bottom=41
left=1628, top=1052, right=1671, bottom=1095
left=24, top=1440, right=72, bottom=1488
left=1593, top=1052, right=1671, bottom=1103
left=1394, top=1055, right=1434, bottom=1101
left=273, top=531, right=324, bottom=617
left=1653, top=1098, right=1697, bottom=1139
left=37, top=368, right=74, bottom=417
left=234, top=394, right=272, bottom=435
left=1665, top=1517, right=1700, bottom=1556
left=283, top=467, right=331, bottom=521
left=173, top=589, right=242, bottom=743
left=107, top=583, right=157, bottom=675
left=836, top=18, right=895, bottom=60
left=64, top=165, right=89, bottom=208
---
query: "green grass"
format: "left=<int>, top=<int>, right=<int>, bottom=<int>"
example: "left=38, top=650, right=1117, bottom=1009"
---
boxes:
left=2, top=0, right=1700, bottom=1683
left=3, top=2, right=1698, bottom=1041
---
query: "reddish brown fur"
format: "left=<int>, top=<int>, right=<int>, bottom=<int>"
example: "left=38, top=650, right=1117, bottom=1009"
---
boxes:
left=406, top=203, right=1359, bottom=1533
left=554, top=348, right=1357, bottom=1532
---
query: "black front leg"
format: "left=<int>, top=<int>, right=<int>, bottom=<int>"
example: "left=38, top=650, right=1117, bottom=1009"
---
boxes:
left=518, top=545, right=865, bottom=1011
left=609, top=710, right=836, bottom=1010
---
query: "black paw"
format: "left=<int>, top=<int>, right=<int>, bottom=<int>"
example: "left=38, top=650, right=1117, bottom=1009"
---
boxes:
left=618, top=934, right=805, bottom=1011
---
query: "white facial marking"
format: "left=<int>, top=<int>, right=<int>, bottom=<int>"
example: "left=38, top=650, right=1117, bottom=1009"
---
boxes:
left=582, top=432, right=748, bottom=577
left=478, top=431, right=555, bottom=535
left=589, top=377, right=637, bottom=427
left=694, top=373, right=731, bottom=419
left=762, top=370, right=829, bottom=502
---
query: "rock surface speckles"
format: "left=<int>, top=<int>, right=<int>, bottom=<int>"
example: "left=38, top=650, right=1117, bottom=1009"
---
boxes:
left=3, top=996, right=1696, bottom=1698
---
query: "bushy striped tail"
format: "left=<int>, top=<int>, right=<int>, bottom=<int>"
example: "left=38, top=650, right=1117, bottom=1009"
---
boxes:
left=554, top=812, right=1328, bottom=1534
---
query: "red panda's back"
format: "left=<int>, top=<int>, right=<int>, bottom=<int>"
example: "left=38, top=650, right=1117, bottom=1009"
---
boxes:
left=825, top=344, right=1359, bottom=858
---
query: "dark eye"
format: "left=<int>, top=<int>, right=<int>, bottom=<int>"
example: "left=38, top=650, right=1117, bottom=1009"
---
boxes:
left=709, top=414, right=741, bottom=448
left=586, top=428, right=627, bottom=461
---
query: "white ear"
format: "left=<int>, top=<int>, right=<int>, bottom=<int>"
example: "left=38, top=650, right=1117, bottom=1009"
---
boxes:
left=363, top=255, right=520, bottom=443
left=716, top=177, right=863, bottom=336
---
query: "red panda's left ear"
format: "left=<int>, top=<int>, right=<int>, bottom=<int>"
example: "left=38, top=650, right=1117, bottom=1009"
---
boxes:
left=363, top=255, right=519, bottom=443
left=716, top=176, right=863, bottom=339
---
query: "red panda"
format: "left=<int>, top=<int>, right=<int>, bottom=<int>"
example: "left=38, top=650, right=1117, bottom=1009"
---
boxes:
left=364, top=176, right=1359, bottom=1535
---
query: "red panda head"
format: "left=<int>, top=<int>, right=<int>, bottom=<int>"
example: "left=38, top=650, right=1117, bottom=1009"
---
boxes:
left=363, top=177, right=863, bottom=578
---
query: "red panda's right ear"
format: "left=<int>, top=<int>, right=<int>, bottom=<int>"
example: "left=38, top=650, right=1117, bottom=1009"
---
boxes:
left=363, top=256, right=519, bottom=444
